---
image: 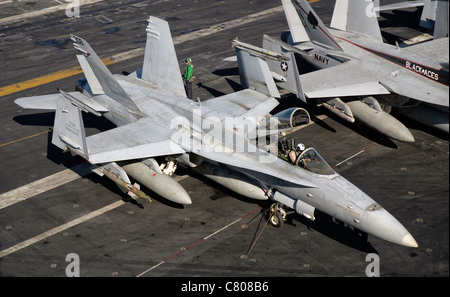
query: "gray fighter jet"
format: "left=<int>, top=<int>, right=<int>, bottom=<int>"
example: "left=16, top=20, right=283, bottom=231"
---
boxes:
left=263, top=0, right=449, bottom=142
left=15, top=16, right=417, bottom=247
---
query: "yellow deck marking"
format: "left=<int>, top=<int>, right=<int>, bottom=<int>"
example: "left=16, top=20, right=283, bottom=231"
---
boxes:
left=0, top=58, right=114, bottom=97
left=0, top=130, right=51, bottom=148
left=0, top=1, right=325, bottom=98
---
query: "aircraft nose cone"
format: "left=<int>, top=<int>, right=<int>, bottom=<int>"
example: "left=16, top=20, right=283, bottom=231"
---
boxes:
left=361, top=207, right=418, bottom=247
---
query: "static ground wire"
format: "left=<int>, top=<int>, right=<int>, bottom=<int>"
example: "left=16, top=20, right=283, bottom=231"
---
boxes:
left=241, top=205, right=274, bottom=259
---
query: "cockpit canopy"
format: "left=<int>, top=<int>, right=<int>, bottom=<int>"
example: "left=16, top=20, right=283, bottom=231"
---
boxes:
left=296, top=148, right=335, bottom=175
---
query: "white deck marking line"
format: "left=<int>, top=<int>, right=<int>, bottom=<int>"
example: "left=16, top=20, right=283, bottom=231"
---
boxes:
left=136, top=261, right=165, bottom=277
left=0, top=174, right=188, bottom=258
left=203, top=217, right=243, bottom=240
left=0, top=163, right=91, bottom=210
left=0, top=162, right=187, bottom=211
left=0, top=200, right=125, bottom=259
left=333, top=143, right=377, bottom=168
left=107, top=5, right=284, bottom=63
left=136, top=207, right=261, bottom=277
left=0, top=0, right=106, bottom=25
left=1, top=5, right=284, bottom=97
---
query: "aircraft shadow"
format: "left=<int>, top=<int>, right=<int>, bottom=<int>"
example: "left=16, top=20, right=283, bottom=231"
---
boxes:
left=378, top=9, right=423, bottom=30
left=212, top=67, right=239, bottom=77
left=324, top=110, right=399, bottom=149
left=393, top=110, right=450, bottom=141
left=13, top=112, right=55, bottom=127
left=13, top=112, right=116, bottom=131
left=197, top=77, right=243, bottom=98
left=196, top=81, right=226, bottom=98
left=285, top=210, right=379, bottom=253
left=182, top=167, right=378, bottom=252
left=42, top=128, right=157, bottom=209
left=181, top=167, right=264, bottom=206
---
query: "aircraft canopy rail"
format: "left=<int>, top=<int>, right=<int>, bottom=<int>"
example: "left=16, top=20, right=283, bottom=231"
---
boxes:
left=296, top=148, right=335, bottom=175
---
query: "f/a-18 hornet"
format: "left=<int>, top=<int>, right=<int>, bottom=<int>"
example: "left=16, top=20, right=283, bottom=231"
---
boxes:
left=262, top=0, right=449, bottom=142
left=15, top=16, right=417, bottom=247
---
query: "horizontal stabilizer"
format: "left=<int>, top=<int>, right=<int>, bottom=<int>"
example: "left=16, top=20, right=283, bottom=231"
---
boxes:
left=15, top=94, right=60, bottom=110
left=58, top=89, right=108, bottom=116
left=376, top=1, right=424, bottom=12
left=15, top=91, right=109, bottom=114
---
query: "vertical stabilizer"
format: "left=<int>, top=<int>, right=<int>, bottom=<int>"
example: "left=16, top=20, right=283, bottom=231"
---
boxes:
left=330, top=0, right=383, bottom=42
left=262, top=35, right=305, bottom=102
left=282, top=0, right=309, bottom=43
left=142, top=16, right=186, bottom=98
left=420, top=0, right=437, bottom=29
left=52, top=95, right=88, bottom=159
left=236, top=47, right=280, bottom=98
left=71, top=35, right=141, bottom=113
left=434, top=0, right=449, bottom=38
left=290, top=0, right=343, bottom=50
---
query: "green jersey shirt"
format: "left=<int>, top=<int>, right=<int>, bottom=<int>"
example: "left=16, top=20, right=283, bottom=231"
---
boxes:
left=184, top=64, right=194, bottom=82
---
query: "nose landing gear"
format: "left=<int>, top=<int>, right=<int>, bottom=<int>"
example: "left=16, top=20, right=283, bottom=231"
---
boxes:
left=268, top=203, right=287, bottom=228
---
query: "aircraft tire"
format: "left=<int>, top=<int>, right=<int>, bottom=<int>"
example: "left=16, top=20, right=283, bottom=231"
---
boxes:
left=269, top=210, right=284, bottom=228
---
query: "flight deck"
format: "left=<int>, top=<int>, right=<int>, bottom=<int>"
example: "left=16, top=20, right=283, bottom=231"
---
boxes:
left=0, top=0, right=448, bottom=280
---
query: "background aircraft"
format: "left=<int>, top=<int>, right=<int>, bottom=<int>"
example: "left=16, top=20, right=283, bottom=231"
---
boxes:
left=262, top=0, right=449, bottom=142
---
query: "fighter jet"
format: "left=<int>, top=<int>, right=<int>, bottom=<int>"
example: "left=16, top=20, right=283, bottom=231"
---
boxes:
left=262, top=0, right=449, bottom=142
left=15, top=16, right=417, bottom=247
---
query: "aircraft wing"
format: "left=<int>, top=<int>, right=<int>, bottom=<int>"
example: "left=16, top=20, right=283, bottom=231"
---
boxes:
left=300, top=61, right=391, bottom=98
left=404, top=37, right=449, bottom=62
left=193, top=143, right=317, bottom=188
left=201, top=89, right=279, bottom=119
left=376, top=1, right=424, bottom=11
left=85, top=117, right=185, bottom=164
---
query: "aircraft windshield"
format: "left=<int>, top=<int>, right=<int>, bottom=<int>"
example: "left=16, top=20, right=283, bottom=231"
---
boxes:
left=296, top=148, right=335, bottom=175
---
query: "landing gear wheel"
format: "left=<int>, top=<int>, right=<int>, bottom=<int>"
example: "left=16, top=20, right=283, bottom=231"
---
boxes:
left=270, top=210, right=284, bottom=228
